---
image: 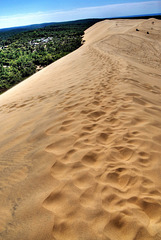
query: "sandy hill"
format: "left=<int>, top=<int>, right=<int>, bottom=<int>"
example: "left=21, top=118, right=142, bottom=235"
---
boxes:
left=0, top=19, right=161, bottom=240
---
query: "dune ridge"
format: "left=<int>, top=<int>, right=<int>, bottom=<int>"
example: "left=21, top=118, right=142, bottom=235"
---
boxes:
left=0, top=19, right=161, bottom=240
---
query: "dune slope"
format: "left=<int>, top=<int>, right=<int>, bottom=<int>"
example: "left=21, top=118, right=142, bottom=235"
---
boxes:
left=0, top=19, right=161, bottom=240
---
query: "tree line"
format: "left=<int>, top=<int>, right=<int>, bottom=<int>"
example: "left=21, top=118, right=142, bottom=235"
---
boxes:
left=0, top=19, right=103, bottom=93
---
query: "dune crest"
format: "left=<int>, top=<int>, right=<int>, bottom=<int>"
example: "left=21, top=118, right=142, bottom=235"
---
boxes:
left=0, top=19, right=161, bottom=240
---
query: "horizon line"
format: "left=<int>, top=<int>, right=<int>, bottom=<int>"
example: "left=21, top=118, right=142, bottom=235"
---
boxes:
left=0, top=13, right=160, bottom=30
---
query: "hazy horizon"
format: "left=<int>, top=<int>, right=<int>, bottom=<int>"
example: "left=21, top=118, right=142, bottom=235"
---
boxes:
left=0, top=0, right=160, bottom=29
left=0, top=13, right=161, bottom=30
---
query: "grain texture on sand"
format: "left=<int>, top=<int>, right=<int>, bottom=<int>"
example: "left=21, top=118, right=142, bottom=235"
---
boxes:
left=0, top=19, right=161, bottom=240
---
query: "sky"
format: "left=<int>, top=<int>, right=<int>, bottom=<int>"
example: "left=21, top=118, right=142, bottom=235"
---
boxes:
left=0, top=0, right=160, bottom=29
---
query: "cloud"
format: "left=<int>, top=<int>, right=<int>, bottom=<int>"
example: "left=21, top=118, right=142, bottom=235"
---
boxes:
left=0, top=1, right=160, bottom=29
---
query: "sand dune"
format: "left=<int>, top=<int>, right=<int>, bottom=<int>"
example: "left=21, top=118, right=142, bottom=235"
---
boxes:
left=0, top=19, right=161, bottom=240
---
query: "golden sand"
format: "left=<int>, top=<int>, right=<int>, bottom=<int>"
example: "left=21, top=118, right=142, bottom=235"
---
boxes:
left=0, top=19, right=161, bottom=240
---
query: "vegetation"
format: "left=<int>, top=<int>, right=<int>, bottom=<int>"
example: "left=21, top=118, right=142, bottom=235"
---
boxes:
left=0, top=19, right=103, bottom=93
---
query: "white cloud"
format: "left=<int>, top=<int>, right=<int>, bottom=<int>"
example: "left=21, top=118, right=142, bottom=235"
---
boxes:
left=0, top=1, right=160, bottom=29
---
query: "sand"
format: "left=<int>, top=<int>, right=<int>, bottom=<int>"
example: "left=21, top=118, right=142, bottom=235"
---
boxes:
left=0, top=18, right=161, bottom=240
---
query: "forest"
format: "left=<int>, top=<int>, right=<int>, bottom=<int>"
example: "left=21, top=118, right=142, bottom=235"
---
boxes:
left=0, top=19, right=102, bottom=93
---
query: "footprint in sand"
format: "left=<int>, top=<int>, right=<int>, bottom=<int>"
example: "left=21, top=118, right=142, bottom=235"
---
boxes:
left=45, top=136, right=76, bottom=155
left=79, top=184, right=100, bottom=208
left=73, top=170, right=95, bottom=189
left=110, top=147, right=134, bottom=162
left=98, top=169, right=138, bottom=191
left=43, top=181, right=80, bottom=216
left=88, top=110, right=106, bottom=120
left=62, top=119, right=74, bottom=125
left=81, top=151, right=101, bottom=167
left=82, top=124, right=97, bottom=132
left=51, top=161, right=70, bottom=180
left=96, top=132, right=109, bottom=144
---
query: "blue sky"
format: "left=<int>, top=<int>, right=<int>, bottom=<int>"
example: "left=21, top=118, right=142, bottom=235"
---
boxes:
left=0, top=0, right=160, bottom=29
